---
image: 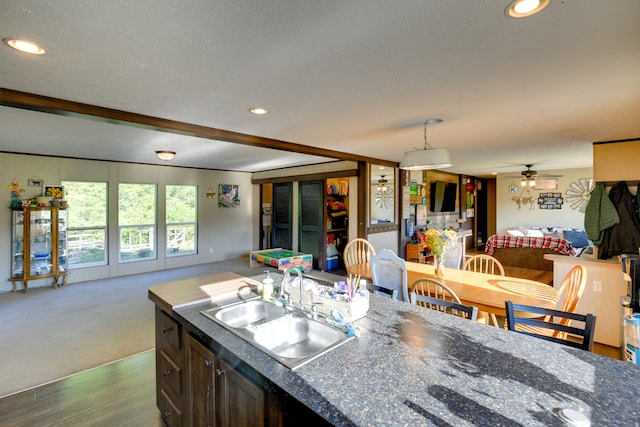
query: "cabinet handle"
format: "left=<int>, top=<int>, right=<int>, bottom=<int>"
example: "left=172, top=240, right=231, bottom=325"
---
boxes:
left=204, top=359, right=213, bottom=368
left=162, top=327, right=173, bottom=334
left=216, top=368, right=225, bottom=376
left=163, top=370, right=172, bottom=376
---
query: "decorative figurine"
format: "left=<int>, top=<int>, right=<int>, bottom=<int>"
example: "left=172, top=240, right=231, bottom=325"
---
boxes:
left=8, top=179, right=25, bottom=208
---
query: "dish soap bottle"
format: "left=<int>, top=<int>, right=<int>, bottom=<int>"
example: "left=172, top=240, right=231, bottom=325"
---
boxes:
left=262, top=270, right=274, bottom=300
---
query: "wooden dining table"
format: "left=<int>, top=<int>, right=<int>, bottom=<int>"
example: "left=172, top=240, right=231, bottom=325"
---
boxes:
left=350, top=261, right=559, bottom=317
left=405, top=261, right=559, bottom=317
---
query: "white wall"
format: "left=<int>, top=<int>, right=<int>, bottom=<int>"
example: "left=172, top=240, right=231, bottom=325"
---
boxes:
left=0, top=153, right=255, bottom=291
left=496, top=167, right=592, bottom=234
left=367, top=231, right=399, bottom=254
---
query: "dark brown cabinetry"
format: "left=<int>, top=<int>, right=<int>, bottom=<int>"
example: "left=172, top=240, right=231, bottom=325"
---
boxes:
left=187, top=334, right=271, bottom=427
left=156, top=308, right=282, bottom=427
left=156, top=308, right=186, bottom=426
left=187, top=334, right=216, bottom=427
left=217, top=358, right=268, bottom=426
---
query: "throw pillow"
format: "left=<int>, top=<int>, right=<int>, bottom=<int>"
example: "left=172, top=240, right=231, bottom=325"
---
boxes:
left=507, top=229, right=524, bottom=237
left=564, top=229, right=590, bottom=248
left=523, top=229, right=544, bottom=238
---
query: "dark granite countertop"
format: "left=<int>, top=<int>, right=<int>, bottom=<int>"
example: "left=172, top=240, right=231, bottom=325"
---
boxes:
left=170, top=270, right=640, bottom=426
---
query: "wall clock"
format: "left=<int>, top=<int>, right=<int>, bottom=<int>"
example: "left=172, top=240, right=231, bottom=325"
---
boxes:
left=565, top=178, right=594, bottom=213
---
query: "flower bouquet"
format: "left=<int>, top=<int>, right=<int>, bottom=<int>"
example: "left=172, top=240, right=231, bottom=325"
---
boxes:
left=45, top=187, right=63, bottom=199
left=424, top=227, right=457, bottom=277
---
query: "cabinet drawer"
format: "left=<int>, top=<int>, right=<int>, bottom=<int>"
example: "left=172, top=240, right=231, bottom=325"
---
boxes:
left=158, top=350, right=182, bottom=396
left=159, top=388, right=183, bottom=427
left=157, top=309, right=182, bottom=354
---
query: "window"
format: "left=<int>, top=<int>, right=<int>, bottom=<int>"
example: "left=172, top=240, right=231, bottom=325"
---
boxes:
left=166, top=185, right=197, bottom=256
left=119, top=183, right=156, bottom=262
left=61, top=181, right=108, bottom=267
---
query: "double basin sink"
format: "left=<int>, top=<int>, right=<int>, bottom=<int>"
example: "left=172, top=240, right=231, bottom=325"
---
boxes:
left=201, top=297, right=354, bottom=369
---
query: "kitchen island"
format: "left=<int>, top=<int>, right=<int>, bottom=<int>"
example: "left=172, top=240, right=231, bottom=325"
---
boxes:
left=149, top=269, right=640, bottom=426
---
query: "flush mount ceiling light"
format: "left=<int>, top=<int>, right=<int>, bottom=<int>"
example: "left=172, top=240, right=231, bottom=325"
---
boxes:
left=3, top=37, right=47, bottom=55
left=399, top=119, right=453, bottom=170
left=156, top=150, right=176, bottom=161
left=505, top=0, right=551, bottom=18
left=249, top=107, right=269, bottom=115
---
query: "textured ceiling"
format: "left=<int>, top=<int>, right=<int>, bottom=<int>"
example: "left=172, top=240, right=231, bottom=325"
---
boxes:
left=1, top=0, right=639, bottom=175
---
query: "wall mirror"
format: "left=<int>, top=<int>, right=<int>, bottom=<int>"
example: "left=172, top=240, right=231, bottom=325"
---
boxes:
left=369, top=164, right=397, bottom=231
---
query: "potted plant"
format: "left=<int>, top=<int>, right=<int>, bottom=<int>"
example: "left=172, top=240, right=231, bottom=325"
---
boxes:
left=45, top=186, right=64, bottom=207
left=36, top=194, right=51, bottom=206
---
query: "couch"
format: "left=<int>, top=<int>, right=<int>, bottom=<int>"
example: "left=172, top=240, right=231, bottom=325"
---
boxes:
left=484, top=234, right=579, bottom=285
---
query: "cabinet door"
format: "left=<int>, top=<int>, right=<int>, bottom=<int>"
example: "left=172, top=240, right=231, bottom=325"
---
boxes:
left=57, top=209, right=68, bottom=273
left=29, top=209, right=53, bottom=276
left=271, top=182, right=292, bottom=250
left=187, top=335, right=216, bottom=427
left=299, top=180, right=324, bottom=270
left=11, top=210, right=24, bottom=278
left=217, top=358, right=266, bottom=427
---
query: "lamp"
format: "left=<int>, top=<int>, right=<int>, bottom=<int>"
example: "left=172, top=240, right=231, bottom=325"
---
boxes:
left=399, top=119, right=453, bottom=170
left=156, top=150, right=176, bottom=161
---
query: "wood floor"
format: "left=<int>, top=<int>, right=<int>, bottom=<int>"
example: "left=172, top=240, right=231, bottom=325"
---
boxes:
left=0, top=350, right=163, bottom=427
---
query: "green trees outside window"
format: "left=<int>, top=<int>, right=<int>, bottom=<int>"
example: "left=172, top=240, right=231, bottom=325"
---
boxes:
left=62, top=181, right=108, bottom=267
left=166, top=185, right=197, bottom=256
left=119, top=183, right=156, bottom=262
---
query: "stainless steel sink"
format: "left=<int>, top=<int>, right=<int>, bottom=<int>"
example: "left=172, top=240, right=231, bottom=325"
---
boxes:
left=201, top=297, right=355, bottom=369
left=213, top=299, right=288, bottom=328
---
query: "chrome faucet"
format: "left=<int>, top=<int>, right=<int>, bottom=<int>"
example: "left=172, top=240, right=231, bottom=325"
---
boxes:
left=281, top=265, right=305, bottom=310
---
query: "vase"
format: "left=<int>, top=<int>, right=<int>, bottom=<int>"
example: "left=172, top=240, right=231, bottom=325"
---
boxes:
left=434, top=253, right=445, bottom=278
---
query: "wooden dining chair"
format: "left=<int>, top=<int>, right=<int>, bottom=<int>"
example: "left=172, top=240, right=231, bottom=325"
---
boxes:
left=462, top=254, right=505, bottom=326
left=411, top=277, right=461, bottom=303
left=343, top=238, right=376, bottom=276
left=411, top=292, right=478, bottom=321
left=514, top=265, right=587, bottom=338
left=370, top=249, right=408, bottom=302
left=505, top=301, right=597, bottom=351
left=556, top=265, right=588, bottom=318
left=463, top=254, right=505, bottom=276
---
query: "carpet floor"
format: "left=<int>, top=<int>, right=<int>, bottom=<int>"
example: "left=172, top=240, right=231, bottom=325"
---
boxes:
left=0, top=257, right=249, bottom=398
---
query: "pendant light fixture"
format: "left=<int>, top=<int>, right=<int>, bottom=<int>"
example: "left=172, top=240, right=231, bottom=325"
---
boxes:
left=399, top=119, right=453, bottom=170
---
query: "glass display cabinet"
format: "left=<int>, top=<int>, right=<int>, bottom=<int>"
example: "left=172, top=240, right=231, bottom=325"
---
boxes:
left=9, top=207, right=68, bottom=292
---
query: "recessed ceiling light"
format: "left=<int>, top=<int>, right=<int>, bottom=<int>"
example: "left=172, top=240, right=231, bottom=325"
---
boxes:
left=249, top=107, right=269, bottom=115
left=505, top=0, right=550, bottom=18
left=3, top=38, right=47, bottom=55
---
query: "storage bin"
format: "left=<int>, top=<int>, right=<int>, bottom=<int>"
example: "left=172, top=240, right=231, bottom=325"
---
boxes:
left=326, top=256, right=339, bottom=270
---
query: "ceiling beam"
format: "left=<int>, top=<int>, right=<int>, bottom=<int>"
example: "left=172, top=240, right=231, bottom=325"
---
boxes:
left=0, top=88, right=397, bottom=168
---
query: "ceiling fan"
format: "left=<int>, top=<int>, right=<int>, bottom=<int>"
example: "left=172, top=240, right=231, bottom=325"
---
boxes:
left=506, top=164, right=563, bottom=188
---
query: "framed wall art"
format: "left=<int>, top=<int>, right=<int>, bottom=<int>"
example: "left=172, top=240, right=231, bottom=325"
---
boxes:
left=537, top=192, right=563, bottom=209
left=218, top=184, right=240, bottom=207
left=44, top=185, right=64, bottom=199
